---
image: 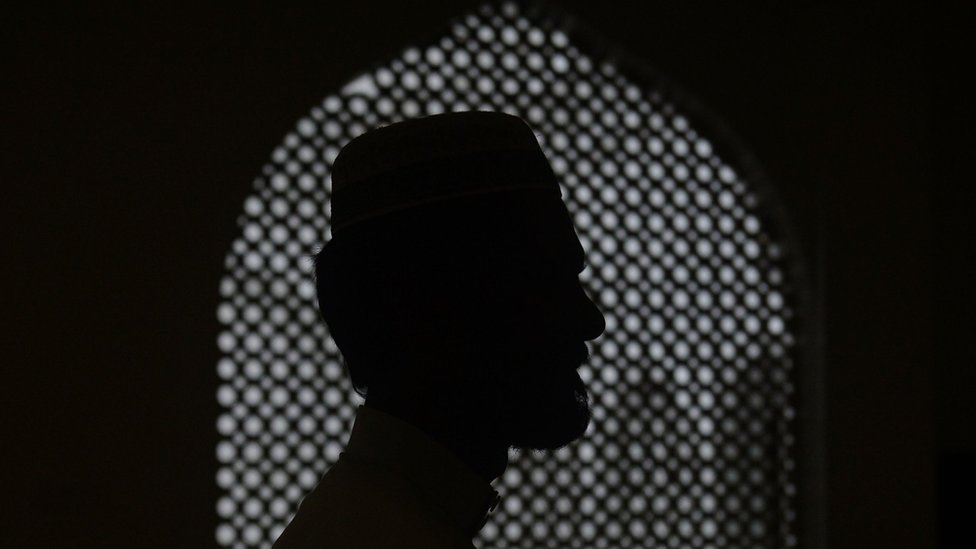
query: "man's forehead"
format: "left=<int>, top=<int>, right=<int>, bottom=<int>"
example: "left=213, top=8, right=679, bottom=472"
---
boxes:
left=421, top=190, right=584, bottom=267
left=500, top=219, right=584, bottom=269
left=502, top=199, right=582, bottom=257
left=537, top=206, right=584, bottom=263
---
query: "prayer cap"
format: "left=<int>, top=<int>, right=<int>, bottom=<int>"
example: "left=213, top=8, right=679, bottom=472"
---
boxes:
left=329, top=111, right=561, bottom=237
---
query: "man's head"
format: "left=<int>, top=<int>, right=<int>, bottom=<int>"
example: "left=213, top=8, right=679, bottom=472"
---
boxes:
left=313, top=112, right=606, bottom=451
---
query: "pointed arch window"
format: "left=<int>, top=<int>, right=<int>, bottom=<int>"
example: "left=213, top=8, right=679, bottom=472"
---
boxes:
left=214, top=2, right=812, bottom=547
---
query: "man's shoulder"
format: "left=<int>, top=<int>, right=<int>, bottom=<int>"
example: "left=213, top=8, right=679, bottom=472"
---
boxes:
left=273, top=457, right=464, bottom=548
left=302, top=457, right=426, bottom=519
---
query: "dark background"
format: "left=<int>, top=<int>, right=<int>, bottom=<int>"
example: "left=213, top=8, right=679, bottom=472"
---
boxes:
left=4, top=2, right=966, bottom=548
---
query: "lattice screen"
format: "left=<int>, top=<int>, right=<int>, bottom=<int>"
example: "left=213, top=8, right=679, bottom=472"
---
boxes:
left=215, top=1, right=801, bottom=547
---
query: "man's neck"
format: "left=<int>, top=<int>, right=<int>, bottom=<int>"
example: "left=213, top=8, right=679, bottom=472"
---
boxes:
left=363, top=387, right=509, bottom=484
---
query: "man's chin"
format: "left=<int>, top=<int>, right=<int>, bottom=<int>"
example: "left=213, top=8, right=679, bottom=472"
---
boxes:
left=509, top=393, right=592, bottom=451
left=511, top=419, right=590, bottom=451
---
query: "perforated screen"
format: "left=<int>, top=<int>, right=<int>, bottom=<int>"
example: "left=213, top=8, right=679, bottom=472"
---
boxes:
left=215, top=2, right=801, bottom=547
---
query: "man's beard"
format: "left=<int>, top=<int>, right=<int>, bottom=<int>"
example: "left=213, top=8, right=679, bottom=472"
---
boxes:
left=504, top=368, right=592, bottom=452
left=453, top=334, right=594, bottom=453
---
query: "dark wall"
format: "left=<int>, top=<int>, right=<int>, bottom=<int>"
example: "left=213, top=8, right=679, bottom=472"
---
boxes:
left=5, top=2, right=948, bottom=548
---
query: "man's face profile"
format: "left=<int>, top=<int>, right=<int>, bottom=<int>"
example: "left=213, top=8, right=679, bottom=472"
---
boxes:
left=316, top=111, right=610, bottom=453
left=445, top=194, right=606, bottom=453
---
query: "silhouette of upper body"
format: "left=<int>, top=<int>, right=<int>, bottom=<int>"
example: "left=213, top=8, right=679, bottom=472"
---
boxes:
left=273, top=111, right=606, bottom=548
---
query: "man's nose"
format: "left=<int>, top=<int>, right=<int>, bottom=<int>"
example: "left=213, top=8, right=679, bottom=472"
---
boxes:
left=578, top=283, right=606, bottom=341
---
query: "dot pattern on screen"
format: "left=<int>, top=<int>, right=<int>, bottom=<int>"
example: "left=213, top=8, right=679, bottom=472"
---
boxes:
left=215, top=2, right=801, bottom=547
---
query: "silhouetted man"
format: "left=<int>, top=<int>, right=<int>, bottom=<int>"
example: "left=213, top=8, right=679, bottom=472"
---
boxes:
left=273, top=111, right=606, bottom=548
